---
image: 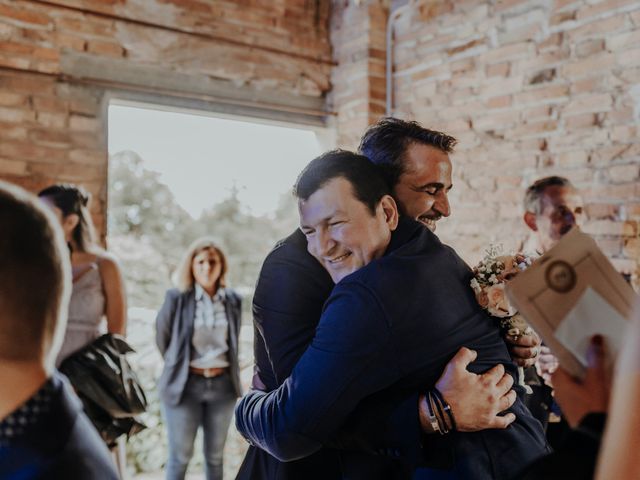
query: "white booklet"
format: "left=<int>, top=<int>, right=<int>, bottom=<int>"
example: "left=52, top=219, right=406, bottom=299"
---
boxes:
left=506, top=228, right=638, bottom=379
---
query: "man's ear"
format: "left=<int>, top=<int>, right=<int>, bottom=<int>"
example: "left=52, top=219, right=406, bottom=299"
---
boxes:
left=523, top=211, right=538, bottom=232
left=379, top=195, right=399, bottom=231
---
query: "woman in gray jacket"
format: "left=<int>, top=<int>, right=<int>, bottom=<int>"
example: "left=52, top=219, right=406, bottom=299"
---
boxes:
left=156, top=238, right=242, bottom=480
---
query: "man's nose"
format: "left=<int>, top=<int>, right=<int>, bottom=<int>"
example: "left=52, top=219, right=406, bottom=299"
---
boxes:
left=434, top=192, right=451, bottom=218
left=316, top=230, right=336, bottom=257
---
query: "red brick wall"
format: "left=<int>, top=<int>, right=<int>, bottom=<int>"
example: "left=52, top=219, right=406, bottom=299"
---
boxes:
left=0, top=0, right=332, bottom=238
left=331, top=0, right=640, bottom=286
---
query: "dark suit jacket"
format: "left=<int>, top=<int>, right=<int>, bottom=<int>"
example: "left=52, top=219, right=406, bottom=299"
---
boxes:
left=156, top=287, right=242, bottom=406
left=236, top=228, right=424, bottom=480
left=236, top=219, right=549, bottom=480
left=0, top=372, right=118, bottom=479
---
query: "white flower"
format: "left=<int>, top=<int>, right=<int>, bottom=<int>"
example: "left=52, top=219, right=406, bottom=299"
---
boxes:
left=489, top=274, right=498, bottom=284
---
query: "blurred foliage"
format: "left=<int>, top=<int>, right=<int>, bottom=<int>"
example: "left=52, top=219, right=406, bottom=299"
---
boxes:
left=109, top=150, right=299, bottom=299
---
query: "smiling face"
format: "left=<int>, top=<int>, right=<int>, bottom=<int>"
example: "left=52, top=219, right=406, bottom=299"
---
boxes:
left=191, top=247, right=223, bottom=295
left=299, top=177, right=398, bottom=283
left=392, top=143, right=453, bottom=232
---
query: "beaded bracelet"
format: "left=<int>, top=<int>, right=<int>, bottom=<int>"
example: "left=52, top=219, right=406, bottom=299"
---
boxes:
left=432, top=388, right=457, bottom=432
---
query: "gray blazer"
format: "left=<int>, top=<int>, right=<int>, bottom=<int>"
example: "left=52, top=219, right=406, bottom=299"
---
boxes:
left=155, top=287, right=243, bottom=406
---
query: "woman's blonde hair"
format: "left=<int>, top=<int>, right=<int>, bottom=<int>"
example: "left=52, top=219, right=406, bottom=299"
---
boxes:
left=172, top=237, right=228, bottom=292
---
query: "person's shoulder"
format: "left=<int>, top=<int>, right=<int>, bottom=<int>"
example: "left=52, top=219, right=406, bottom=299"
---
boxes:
left=223, top=288, right=242, bottom=304
left=42, top=374, right=119, bottom=479
left=266, top=230, right=314, bottom=265
left=258, top=230, right=329, bottom=288
left=164, top=287, right=185, bottom=301
left=95, top=251, right=123, bottom=278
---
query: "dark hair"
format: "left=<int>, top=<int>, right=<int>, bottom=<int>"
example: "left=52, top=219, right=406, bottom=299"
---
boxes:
left=524, top=176, right=574, bottom=214
left=293, top=149, right=391, bottom=215
left=38, top=183, right=96, bottom=252
left=358, top=117, right=457, bottom=188
left=0, top=181, right=69, bottom=361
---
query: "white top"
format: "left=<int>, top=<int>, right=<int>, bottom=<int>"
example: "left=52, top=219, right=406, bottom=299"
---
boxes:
left=189, top=284, right=230, bottom=369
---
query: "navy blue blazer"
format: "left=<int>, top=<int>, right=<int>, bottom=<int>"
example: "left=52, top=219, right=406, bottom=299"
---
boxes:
left=0, top=372, right=118, bottom=479
left=236, top=229, right=424, bottom=480
left=236, top=219, right=549, bottom=480
left=156, top=287, right=242, bottom=406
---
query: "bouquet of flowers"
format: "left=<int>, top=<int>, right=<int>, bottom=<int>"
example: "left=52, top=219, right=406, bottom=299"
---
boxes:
left=470, top=246, right=534, bottom=392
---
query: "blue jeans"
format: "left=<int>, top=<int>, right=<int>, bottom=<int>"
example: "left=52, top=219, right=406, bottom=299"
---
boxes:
left=162, top=372, right=236, bottom=480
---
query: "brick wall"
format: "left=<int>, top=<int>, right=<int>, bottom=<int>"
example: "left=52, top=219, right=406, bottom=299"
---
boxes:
left=0, top=0, right=332, bottom=239
left=331, top=0, right=640, bottom=286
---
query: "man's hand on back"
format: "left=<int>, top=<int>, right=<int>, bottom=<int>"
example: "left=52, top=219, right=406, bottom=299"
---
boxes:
left=421, top=347, right=517, bottom=432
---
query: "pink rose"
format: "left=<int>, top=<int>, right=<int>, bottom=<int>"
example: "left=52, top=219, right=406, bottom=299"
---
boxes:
left=476, top=289, right=489, bottom=309
left=486, top=284, right=517, bottom=318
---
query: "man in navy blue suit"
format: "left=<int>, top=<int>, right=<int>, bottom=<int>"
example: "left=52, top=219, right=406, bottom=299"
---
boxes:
left=236, top=151, right=549, bottom=479
left=236, top=119, right=542, bottom=480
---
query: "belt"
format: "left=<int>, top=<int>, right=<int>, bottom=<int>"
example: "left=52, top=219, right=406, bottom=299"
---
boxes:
left=189, top=366, right=227, bottom=378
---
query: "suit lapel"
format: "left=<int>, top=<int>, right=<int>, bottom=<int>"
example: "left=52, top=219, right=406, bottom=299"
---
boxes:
left=183, top=289, right=196, bottom=341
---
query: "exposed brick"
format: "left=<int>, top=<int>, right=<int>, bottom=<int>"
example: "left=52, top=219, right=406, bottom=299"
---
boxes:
left=576, top=0, right=639, bottom=21
left=513, top=84, right=570, bottom=105
left=28, top=129, right=72, bottom=148
left=538, top=32, right=563, bottom=51
left=0, top=92, right=28, bottom=107
left=623, top=237, right=640, bottom=258
left=32, top=96, right=68, bottom=113
left=479, top=75, right=523, bottom=97
left=561, top=53, right=616, bottom=79
left=608, top=164, right=640, bottom=183
left=0, top=121, right=27, bottom=140
left=0, top=106, right=36, bottom=123
left=570, top=77, right=605, bottom=94
left=483, top=42, right=535, bottom=63
left=610, top=126, right=638, bottom=142
left=586, top=203, right=621, bottom=220
left=591, top=144, right=640, bottom=165
left=595, top=237, right=623, bottom=257
left=486, top=62, right=510, bottom=77
left=69, top=115, right=102, bottom=133
left=575, top=38, right=606, bottom=57
left=565, top=14, right=627, bottom=42
left=607, top=30, right=640, bottom=51
left=487, top=95, right=512, bottom=108
left=550, top=9, right=577, bottom=26
left=35, top=111, right=68, bottom=129
left=564, top=112, right=597, bottom=129
left=583, top=220, right=636, bottom=236
left=616, top=47, right=640, bottom=67
left=0, top=157, right=28, bottom=176
left=562, top=93, right=612, bottom=115
left=0, top=139, right=67, bottom=163
left=0, top=4, right=51, bottom=27
left=54, top=32, right=86, bottom=52
left=557, top=150, right=589, bottom=167
left=627, top=203, right=640, bottom=219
